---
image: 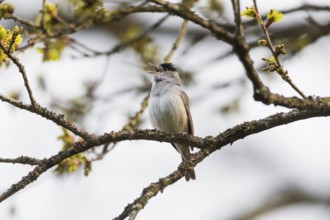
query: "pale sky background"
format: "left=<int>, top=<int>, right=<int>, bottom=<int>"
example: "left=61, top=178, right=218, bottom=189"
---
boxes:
left=1, top=0, right=330, bottom=220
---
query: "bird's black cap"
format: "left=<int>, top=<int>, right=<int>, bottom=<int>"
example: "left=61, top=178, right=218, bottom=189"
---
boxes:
left=160, top=63, right=176, bottom=71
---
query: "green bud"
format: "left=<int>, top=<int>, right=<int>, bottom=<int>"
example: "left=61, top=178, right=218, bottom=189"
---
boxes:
left=267, top=9, right=284, bottom=22
left=275, top=44, right=287, bottom=55
left=261, top=66, right=270, bottom=72
left=265, top=9, right=284, bottom=28
left=0, top=3, right=14, bottom=19
left=258, top=39, right=268, bottom=46
left=241, top=6, right=257, bottom=19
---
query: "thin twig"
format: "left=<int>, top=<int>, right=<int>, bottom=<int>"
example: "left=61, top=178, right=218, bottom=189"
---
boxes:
left=69, top=38, right=105, bottom=57
left=0, top=43, right=37, bottom=107
left=104, top=14, right=169, bottom=56
left=281, top=4, right=330, bottom=14
left=92, top=94, right=150, bottom=161
left=9, top=15, right=39, bottom=29
left=72, top=14, right=169, bottom=59
left=40, top=0, right=46, bottom=33
left=231, top=0, right=243, bottom=39
left=231, top=0, right=262, bottom=92
left=52, top=14, right=78, bottom=33
left=233, top=34, right=330, bottom=110
left=16, top=36, right=44, bottom=53
left=164, top=19, right=189, bottom=62
left=252, top=0, right=307, bottom=99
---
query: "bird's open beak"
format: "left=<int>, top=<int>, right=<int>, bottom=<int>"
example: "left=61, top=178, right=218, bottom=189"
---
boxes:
left=148, top=63, right=160, bottom=74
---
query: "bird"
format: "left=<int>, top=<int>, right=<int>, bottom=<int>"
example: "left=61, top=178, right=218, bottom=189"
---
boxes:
left=148, top=63, right=196, bottom=181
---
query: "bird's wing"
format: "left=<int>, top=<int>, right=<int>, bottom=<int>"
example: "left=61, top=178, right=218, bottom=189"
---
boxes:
left=180, top=91, right=194, bottom=135
left=171, top=90, right=194, bottom=153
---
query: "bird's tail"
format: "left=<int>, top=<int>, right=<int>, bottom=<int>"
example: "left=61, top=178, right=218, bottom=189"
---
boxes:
left=184, top=168, right=196, bottom=181
left=175, top=144, right=197, bottom=181
left=180, top=145, right=196, bottom=181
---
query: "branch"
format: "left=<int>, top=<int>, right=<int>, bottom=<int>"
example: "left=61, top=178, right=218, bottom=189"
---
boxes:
left=232, top=35, right=330, bottom=110
left=164, top=19, right=189, bottom=62
left=252, top=0, right=307, bottom=99
left=9, top=15, right=39, bottom=29
left=0, top=93, right=91, bottom=139
left=1, top=108, right=328, bottom=205
left=233, top=37, right=267, bottom=95
left=0, top=43, right=37, bottom=107
left=69, top=38, right=105, bottom=57
left=148, top=0, right=234, bottom=44
left=92, top=94, right=150, bottom=161
left=235, top=186, right=330, bottom=219
left=231, top=3, right=330, bottom=110
left=0, top=156, right=41, bottom=166
left=282, top=4, right=330, bottom=14
left=72, top=14, right=169, bottom=58
left=104, top=5, right=166, bottom=22
left=241, top=4, right=330, bottom=29
left=40, top=0, right=46, bottom=33
left=107, top=14, right=169, bottom=57
left=231, top=0, right=243, bottom=39
left=112, top=109, right=330, bottom=220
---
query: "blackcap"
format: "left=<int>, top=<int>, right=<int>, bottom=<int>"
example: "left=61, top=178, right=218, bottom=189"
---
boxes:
left=148, top=63, right=196, bottom=181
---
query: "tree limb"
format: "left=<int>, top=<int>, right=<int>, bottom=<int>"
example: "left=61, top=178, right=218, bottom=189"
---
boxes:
left=0, top=156, right=41, bottom=166
left=1, top=108, right=329, bottom=205
left=112, top=108, right=330, bottom=220
left=148, top=0, right=234, bottom=44
left=0, top=93, right=91, bottom=139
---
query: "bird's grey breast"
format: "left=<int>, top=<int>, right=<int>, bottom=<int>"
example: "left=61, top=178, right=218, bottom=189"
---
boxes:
left=149, top=84, right=187, bottom=133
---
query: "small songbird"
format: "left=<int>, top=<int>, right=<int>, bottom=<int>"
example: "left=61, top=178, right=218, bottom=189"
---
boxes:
left=148, top=63, right=196, bottom=181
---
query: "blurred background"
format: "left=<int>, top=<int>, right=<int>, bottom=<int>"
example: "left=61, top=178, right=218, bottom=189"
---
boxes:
left=1, top=0, right=330, bottom=219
